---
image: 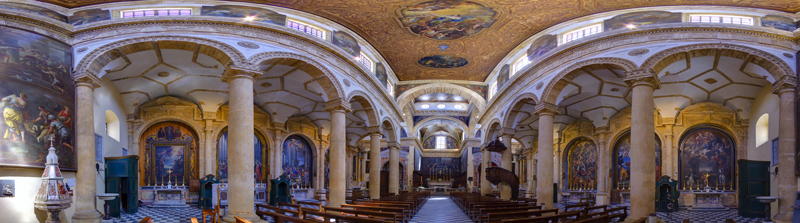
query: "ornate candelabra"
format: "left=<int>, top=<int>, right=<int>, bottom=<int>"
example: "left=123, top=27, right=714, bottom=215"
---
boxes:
left=34, top=143, right=72, bottom=223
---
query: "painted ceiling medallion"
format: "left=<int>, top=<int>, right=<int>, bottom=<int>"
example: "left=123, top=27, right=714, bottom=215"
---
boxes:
left=418, top=55, right=468, bottom=68
left=399, top=0, right=496, bottom=40
left=627, top=48, right=650, bottom=56
left=157, top=71, right=170, bottom=77
left=704, top=78, right=718, bottom=84
left=237, top=41, right=260, bottom=49
left=260, top=82, right=272, bottom=88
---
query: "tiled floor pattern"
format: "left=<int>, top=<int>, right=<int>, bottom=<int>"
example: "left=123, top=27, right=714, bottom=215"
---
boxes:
left=554, top=202, right=766, bottom=223
left=410, top=196, right=472, bottom=223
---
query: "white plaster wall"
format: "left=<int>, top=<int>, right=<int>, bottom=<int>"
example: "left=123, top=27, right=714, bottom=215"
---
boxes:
left=92, top=76, right=129, bottom=214
left=746, top=85, right=780, bottom=217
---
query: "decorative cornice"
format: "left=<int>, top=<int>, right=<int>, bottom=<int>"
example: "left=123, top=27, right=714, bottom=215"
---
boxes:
left=72, top=72, right=102, bottom=89
left=623, top=68, right=660, bottom=89
left=221, top=66, right=261, bottom=82
left=534, top=102, right=559, bottom=116
left=324, top=98, right=353, bottom=113
left=387, top=142, right=399, bottom=148
left=772, top=75, right=798, bottom=95
left=366, top=126, right=382, bottom=135
left=500, top=128, right=515, bottom=137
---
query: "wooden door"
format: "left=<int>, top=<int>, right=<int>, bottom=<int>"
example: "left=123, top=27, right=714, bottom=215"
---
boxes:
left=738, top=159, right=769, bottom=218
left=380, top=171, right=389, bottom=195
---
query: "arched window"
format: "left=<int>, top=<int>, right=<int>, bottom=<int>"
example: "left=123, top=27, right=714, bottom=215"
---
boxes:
left=755, top=114, right=769, bottom=147
left=679, top=127, right=736, bottom=190
left=283, top=135, right=314, bottom=187
left=217, top=130, right=267, bottom=182
left=105, top=110, right=120, bottom=141
left=612, top=131, right=662, bottom=190
left=564, top=137, right=597, bottom=190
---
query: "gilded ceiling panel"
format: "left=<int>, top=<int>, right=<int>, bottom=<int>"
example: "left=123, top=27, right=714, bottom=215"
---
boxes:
left=42, top=0, right=800, bottom=81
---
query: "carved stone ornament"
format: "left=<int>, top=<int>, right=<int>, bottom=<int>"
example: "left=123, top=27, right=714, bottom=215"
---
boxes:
left=627, top=48, right=650, bottom=56
left=221, top=66, right=262, bottom=82
left=76, top=47, right=89, bottom=53
left=534, top=102, right=559, bottom=116
left=324, top=98, right=353, bottom=112
left=535, top=82, right=544, bottom=90
left=783, top=52, right=794, bottom=58
left=343, top=78, right=351, bottom=87
left=623, top=68, right=660, bottom=89
left=237, top=41, right=260, bottom=49
left=73, top=73, right=102, bottom=89
left=366, top=126, right=382, bottom=135
left=772, top=76, right=798, bottom=94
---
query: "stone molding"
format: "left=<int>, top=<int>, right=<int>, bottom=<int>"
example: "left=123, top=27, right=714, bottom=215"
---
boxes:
left=640, top=43, right=794, bottom=80
left=325, top=99, right=353, bottom=113
left=221, top=66, right=262, bottom=82
left=623, top=68, right=661, bottom=89
left=73, top=72, right=103, bottom=89
left=366, top=126, right=382, bottom=135
left=534, top=102, right=559, bottom=116
left=772, top=76, right=798, bottom=95
left=248, top=51, right=345, bottom=102
left=541, top=57, right=637, bottom=104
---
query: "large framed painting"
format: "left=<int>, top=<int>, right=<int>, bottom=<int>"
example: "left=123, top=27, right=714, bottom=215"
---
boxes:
left=612, top=131, right=662, bottom=189
left=217, top=130, right=268, bottom=182
left=0, top=26, right=75, bottom=170
left=140, top=122, right=197, bottom=187
left=564, top=137, right=597, bottom=190
left=283, top=135, right=313, bottom=187
left=679, top=127, right=735, bottom=190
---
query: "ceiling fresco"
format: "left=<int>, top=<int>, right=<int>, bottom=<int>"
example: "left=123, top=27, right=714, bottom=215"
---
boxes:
left=41, top=0, right=800, bottom=81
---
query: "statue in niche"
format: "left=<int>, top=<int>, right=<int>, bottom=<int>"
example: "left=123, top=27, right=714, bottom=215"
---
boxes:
left=3, top=184, right=11, bottom=195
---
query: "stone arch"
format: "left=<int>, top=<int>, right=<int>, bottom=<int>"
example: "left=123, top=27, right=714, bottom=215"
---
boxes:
left=76, top=35, right=246, bottom=77
left=641, top=43, right=793, bottom=82
left=381, top=118, right=398, bottom=143
left=134, top=117, right=204, bottom=147
left=502, top=92, right=540, bottom=129
left=248, top=51, right=345, bottom=101
left=541, top=57, right=637, bottom=104
left=483, top=119, right=503, bottom=143
left=412, top=116, right=469, bottom=137
left=561, top=137, right=599, bottom=189
left=395, top=83, right=487, bottom=113
left=346, top=90, right=380, bottom=127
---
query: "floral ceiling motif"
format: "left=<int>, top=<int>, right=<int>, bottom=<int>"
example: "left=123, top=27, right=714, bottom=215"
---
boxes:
left=41, top=0, right=800, bottom=81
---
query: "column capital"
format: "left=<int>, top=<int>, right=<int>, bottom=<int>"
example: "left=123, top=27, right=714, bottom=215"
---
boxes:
left=324, top=98, right=353, bottom=113
left=387, top=142, right=399, bottom=148
left=534, top=102, right=559, bottom=116
left=623, top=68, right=660, bottom=89
left=772, top=75, right=798, bottom=95
left=222, top=66, right=262, bottom=82
left=73, top=72, right=102, bottom=89
left=500, top=128, right=515, bottom=137
left=367, top=126, right=382, bottom=135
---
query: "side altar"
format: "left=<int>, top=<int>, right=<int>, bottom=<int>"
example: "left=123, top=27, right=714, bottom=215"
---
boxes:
left=149, top=188, right=189, bottom=208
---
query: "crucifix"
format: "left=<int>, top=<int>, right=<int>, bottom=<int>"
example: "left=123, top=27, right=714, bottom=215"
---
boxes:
left=167, top=168, right=173, bottom=188
left=704, top=172, right=710, bottom=188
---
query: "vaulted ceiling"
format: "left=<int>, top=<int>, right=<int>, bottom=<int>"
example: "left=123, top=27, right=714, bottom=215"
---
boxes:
left=48, top=0, right=800, bottom=82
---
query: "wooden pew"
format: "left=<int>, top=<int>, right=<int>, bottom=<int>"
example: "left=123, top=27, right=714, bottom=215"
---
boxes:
left=139, top=217, right=152, bottom=223
left=234, top=216, right=252, bottom=223
left=296, top=200, right=323, bottom=211
left=323, top=206, right=399, bottom=222
left=257, top=209, right=316, bottom=223
left=500, top=210, right=582, bottom=223
left=574, top=214, right=610, bottom=223
left=607, top=206, right=629, bottom=222
left=483, top=208, right=558, bottom=223
left=340, top=204, right=410, bottom=222
left=564, top=202, right=590, bottom=212
left=256, top=204, right=301, bottom=217
left=580, top=205, right=608, bottom=219
left=191, top=217, right=199, bottom=223
left=475, top=205, right=542, bottom=221
left=301, top=209, right=387, bottom=223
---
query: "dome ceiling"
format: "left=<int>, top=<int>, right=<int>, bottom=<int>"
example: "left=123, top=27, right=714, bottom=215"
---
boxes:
left=44, top=0, right=800, bottom=82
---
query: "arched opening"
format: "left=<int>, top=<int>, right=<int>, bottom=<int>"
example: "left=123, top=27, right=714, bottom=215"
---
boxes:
left=216, top=127, right=269, bottom=183
left=563, top=137, right=597, bottom=190
left=283, top=135, right=314, bottom=187
left=612, top=131, right=662, bottom=190
left=138, top=121, right=199, bottom=187
left=105, top=110, right=120, bottom=142
left=755, top=114, right=769, bottom=147
left=678, top=126, right=736, bottom=190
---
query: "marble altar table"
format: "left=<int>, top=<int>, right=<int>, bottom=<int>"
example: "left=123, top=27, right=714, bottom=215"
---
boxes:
left=148, top=189, right=189, bottom=208
left=689, top=190, right=729, bottom=211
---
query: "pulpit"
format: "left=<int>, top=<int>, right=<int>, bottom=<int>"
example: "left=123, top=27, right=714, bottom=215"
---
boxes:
left=270, top=175, right=291, bottom=205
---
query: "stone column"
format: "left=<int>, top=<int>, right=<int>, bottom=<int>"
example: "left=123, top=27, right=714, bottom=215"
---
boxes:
left=527, top=153, right=536, bottom=199
left=388, top=144, right=400, bottom=195
left=72, top=75, right=103, bottom=223
left=663, top=122, right=675, bottom=179
left=326, top=99, right=351, bottom=207
left=346, top=149, right=354, bottom=190
left=271, top=129, right=284, bottom=179
left=406, top=148, right=414, bottom=191
left=467, top=148, right=475, bottom=191
left=481, top=147, right=491, bottom=195
left=221, top=67, right=261, bottom=223
left=536, top=103, right=558, bottom=208
left=368, top=127, right=382, bottom=199
left=204, top=119, right=215, bottom=178
left=595, top=128, right=609, bottom=205
left=773, top=76, right=798, bottom=222
left=500, top=131, right=514, bottom=200
left=624, top=69, right=659, bottom=221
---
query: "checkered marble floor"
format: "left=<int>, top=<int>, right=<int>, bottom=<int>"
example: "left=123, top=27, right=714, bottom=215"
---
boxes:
left=554, top=202, right=766, bottom=223
left=117, top=206, right=204, bottom=223
left=410, top=196, right=472, bottom=223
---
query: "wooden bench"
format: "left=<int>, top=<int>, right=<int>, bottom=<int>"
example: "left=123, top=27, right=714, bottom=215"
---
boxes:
left=256, top=204, right=301, bottom=217
left=257, top=209, right=316, bottom=223
left=323, top=206, right=399, bottom=222
left=191, top=217, right=199, bottom=223
left=574, top=214, right=610, bottom=223
left=301, top=209, right=387, bottom=223
left=296, top=200, right=323, bottom=211
left=564, top=203, right=590, bottom=212
left=580, top=205, right=608, bottom=219
left=341, top=204, right=411, bottom=221
left=500, top=210, right=582, bottom=223
left=139, top=217, right=152, bottom=223
left=607, top=206, right=629, bottom=222
left=475, top=205, right=543, bottom=221
left=234, top=216, right=252, bottom=223
left=483, top=208, right=558, bottom=223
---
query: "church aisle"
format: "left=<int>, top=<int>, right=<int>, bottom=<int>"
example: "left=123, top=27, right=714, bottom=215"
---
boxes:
left=410, top=196, right=473, bottom=223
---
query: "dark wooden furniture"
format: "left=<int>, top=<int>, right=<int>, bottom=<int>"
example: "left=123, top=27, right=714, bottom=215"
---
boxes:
left=738, top=159, right=770, bottom=218
left=105, top=155, right=139, bottom=217
left=270, top=175, right=291, bottom=205
left=234, top=216, right=252, bottom=223
left=139, top=217, right=151, bottom=223
left=484, top=167, right=520, bottom=200
left=199, top=175, right=219, bottom=209
left=656, top=175, right=679, bottom=212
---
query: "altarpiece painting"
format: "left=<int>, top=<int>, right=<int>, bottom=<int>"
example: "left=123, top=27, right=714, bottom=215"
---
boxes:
left=613, top=132, right=662, bottom=189
left=679, top=127, right=735, bottom=190
left=565, top=137, right=597, bottom=190
left=217, top=130, right=267, bottom=182
left=282, top=135, right=313, bottom=187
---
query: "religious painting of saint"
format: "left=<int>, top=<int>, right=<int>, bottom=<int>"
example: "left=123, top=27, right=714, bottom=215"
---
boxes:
left=154, top=145, right=185, bottom=185
left=375, top=63, right=388, bottom=88
left=565, top=138, right=597, bottom=189
left=527, top=35, right=557, bottom=61
left=417, top=55, right=468, bottom=68
left=331, top=31, right=361, bottom=57
left=603, top=11, right=682, bottom=32
left=497, top=64, right=509, bottom=88
left=613, top=132, right=661, bottom=189
left=0, top=2, right=67, bottom=22
left=217, top=131, right=265, bottom=182
left=283, top=135, right=313, bottom=187
left=399, top=0, right=496, bottom=40
left=69, top=9, right=111, bottom=26
left=679, top=127, right=735, bottom=190
left=761, top=15, right=797, bottom=32
left=0, top=26, right=75, bottom=170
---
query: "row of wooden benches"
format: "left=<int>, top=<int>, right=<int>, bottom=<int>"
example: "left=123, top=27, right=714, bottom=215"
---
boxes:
left=250, top=192, right=430, bottom=223
left=451, top=192, right=629, bottom=223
